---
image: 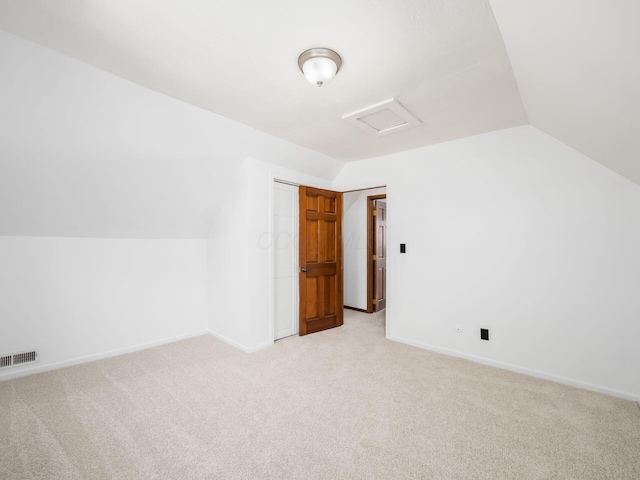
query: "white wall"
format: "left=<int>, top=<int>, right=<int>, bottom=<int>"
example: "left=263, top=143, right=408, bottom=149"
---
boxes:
left=0, top=237, right=208, bottom=379
left=333, top=126, right=640, bottom=401
left=490, top=0, right=640, bottom=186
left=343, top=188, right=386, bottom=310
left=0, top=29, right=345, bottom=377
left=207, top=158, right=332, bottom=352
left=0, top=29, right=343, bottom=238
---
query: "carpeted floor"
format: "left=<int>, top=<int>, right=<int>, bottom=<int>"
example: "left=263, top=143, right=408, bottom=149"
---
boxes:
left=1, top=309, right=639, bottom=479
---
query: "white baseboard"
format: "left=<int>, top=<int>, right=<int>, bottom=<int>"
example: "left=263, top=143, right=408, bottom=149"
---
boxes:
left=207, top=329, right=273, bottom=353
left=389, top=334, right=639, bottom=403
left=0, top=329, right=210, bottom=381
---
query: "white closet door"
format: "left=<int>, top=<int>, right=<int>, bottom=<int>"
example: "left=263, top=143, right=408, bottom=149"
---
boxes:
left=273, top=182, right=299, bottom=340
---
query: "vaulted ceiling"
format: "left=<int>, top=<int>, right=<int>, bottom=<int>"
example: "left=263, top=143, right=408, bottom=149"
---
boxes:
left=0, top=0, right=637, bottom=184
left=0, top=0, right=527, bottom=163
left=490, top=0, right=640, bottom=186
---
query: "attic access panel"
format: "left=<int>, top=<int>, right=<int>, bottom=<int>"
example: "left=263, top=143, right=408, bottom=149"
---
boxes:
left=342, top=98, right=421, bottom=137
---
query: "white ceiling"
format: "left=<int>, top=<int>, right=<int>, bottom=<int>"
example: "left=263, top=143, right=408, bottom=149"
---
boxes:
left=490, top=0, right=640, bottom=186
left=0, top=0, right=637, bottom=186
left=0, top=0, right=527, bottom=162
left=0, top=28, right=342, bottom=238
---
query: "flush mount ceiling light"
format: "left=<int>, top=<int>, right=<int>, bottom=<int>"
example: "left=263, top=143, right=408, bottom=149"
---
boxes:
left=298, top=48, right=342, bottom=87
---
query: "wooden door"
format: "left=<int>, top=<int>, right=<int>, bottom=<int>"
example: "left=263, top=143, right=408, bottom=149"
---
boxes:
left=367, top=194, right=386, bottom=313
left=374, top=199, right=387, bottom=311
left=299, top=186, right=343, bottom=335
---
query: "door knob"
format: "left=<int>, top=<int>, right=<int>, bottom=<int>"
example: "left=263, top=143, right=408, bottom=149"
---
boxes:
left=300, top=267, right=308, bottom=272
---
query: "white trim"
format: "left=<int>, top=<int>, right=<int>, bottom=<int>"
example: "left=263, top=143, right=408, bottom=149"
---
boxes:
left=208, top=329, right=273, bottom=353
left=274, top=179, right=299, bottom=187
left=389, top=334, right=639, bottom=403
left=268, top=175, right=276, bottom=344
left=0, top=329, right=210, bottom=381
left=293, top=186, right=300, bottom=337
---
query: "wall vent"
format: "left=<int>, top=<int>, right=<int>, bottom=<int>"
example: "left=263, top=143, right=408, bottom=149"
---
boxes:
left=0, top=351, right=38, bottom=369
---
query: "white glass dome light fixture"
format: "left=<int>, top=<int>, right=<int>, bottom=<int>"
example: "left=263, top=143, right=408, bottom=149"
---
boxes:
left=298, top=48, right=342, bottom=87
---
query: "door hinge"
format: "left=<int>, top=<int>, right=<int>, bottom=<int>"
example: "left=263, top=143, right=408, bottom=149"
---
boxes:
left=372, top=209, right=377, bottom=216
left=372, top=299, right=377, bottom=305
left=372, top=254, right=377, bottom=261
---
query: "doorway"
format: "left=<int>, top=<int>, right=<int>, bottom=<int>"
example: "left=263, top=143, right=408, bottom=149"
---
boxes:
left=272, top=181, right=344, bottom=339
left=273, top=181, right=387, bottom=341
left=342, top=187, right=387, bottom=312
left=368, top=195, right=387, bottom=313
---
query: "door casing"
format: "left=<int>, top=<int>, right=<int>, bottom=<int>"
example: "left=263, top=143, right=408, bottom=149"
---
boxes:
left=367, top=194, right=387, bottom=313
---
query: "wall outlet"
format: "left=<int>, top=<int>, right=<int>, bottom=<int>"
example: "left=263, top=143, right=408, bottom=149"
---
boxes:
left=480, top=328, right=489, bottom=341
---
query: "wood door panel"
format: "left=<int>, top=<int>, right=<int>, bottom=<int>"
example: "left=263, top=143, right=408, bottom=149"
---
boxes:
left=324, top=221, right=336, bottom=262
left=306, top=220, right=319, bottom=263
left=306, top=195, right=319, bottom=212
left=306, top=315, right=338, bottom=334
left=324, top=276, right=337, bottom=316
left=305, top=276, right=319, bottom=319
left=375, top=268, right=386, bottom=304
left=324, top=197, right=336, bottom=214
left=299, top=186, right=343, bottom=336
left=306, top=263, right=337, bottom=276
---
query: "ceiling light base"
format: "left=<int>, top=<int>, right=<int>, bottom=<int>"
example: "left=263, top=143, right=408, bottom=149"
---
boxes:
left=298, top=48, right=342, bottom=87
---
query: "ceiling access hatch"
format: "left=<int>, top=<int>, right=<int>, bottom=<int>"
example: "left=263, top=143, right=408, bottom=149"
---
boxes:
left=342, top=98, right=422, bottom=137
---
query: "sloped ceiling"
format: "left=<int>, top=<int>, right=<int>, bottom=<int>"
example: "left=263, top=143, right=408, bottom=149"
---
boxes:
left=0, top=30, right=340, bottom=238
left=0, top=0, right=638, bottom=240
left=490, top=0, right=640, bottom=185
left=0, top=0, right=527, bottom=162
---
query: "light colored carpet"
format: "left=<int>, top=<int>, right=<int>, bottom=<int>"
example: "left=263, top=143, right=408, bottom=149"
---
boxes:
left=1, top=309, right=639, bottom=479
